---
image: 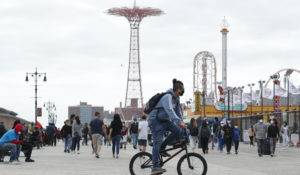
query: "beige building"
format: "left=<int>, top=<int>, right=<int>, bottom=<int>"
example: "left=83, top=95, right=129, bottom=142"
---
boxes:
left=0, top=107, right=31, bottom=129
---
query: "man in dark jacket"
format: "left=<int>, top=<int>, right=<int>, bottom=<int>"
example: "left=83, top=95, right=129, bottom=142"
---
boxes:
left=212, top=117, right=219, bottom=150
left=223, top=119, right=234, bottom=154
left=268, top=119, right=280, bottom=157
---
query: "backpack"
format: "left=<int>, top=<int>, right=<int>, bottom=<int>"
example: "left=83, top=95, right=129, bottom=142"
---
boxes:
left=131, top=122, right=138, bottom=134
left=190, top=127, right=199, bottom=136
left=201, top=126, right=210, bottom=138
left=144, top=92, right=172, bottom=114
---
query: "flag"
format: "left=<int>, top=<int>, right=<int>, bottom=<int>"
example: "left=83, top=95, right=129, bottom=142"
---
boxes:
left=289, top=82, right=300, bottom=94
left=263, top=88, right=273, bottom=99
left=275, top=85, right=287, bottom=97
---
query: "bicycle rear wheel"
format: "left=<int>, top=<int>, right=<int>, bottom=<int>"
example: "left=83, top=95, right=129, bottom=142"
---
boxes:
left=177, top=153, right=207, bottom=175
left=129, top=152, right=153, bottom=175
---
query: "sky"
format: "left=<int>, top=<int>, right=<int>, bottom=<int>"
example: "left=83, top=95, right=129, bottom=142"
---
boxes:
left=0, top=0, right=300, bottom=128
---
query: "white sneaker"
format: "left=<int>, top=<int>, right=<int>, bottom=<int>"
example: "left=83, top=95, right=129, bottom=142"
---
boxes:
left=77, top=152, right=80, bottom=154
left=10, top=161, right=20, bottom=165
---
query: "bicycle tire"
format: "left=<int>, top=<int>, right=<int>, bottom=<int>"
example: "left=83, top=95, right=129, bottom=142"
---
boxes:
left=129, top=152, right=153, bottom=175
left=177, top=153, right=207, bottom=175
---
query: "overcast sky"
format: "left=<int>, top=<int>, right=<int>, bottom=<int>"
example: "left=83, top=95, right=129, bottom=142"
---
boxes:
left=0, top=0, right=300, bottom=128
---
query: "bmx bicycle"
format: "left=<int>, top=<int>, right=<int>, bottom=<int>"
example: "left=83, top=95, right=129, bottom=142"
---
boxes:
left=129, top=130, right=207, bottom=175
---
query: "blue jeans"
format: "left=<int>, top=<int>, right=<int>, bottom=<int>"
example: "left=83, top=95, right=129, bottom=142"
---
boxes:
left=65, top=134, right=72, bottom=151
left=150, top=120, right=181, bottom=168
left=218, top=137, right=224, bottom=151
left=112, top=134, right=121, bottom=155
left=212, top=134, right=217, bottom=149
left=0, top=143, right=21, bottom=162
left=131, top=133, right=138, bottom=148
left=74, top=136, right=81, bottom=151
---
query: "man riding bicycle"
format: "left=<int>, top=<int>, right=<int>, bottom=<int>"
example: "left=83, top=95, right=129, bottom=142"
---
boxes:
left=148, top=79, right=186, bottom=175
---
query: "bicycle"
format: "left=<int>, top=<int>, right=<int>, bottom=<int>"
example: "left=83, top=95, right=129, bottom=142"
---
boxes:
left=129, top=130, right=207, bottom=175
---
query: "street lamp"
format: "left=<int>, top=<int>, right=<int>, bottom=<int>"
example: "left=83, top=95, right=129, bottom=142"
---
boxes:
left=285, top=69, right=293, bottom=124
left=25, top=68, right=47, bottom=125
left=258, top=80, right=266, bottom=118
left=238, top=86, right=245, bottom=118
left=202, top=91, right=206, bottom=118
left=226, top=87, right=232, bottom=119
left=248, top=83, right=255, bottom=116
left=43, top=101, right=56, bottom=124
left=271, top=73, right=280, bottom=116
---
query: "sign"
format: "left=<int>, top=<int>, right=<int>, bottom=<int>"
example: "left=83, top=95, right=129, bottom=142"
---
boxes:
left=215, top=101, right=247, bottom=111
left=37, top=108, right=42, bottom=117
left=291, top=134, right=299, bottom=147
left=194, top=91, right=201, bottom=114
left=243, top=130, right=250, bottom=143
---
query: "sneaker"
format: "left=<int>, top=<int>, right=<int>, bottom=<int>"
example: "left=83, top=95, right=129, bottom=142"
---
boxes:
left=116, top=155, right=119, bottom=159
left=25, top=158, right=35, bottom=162
left=113, top=154, right=115, bottom=158
left=151, top=167, right=167, bottom=175
left=10, top=161, right=20, bottom=165
left=235, top=151, right=238, bottom=155
left=160, top=151, right=171, bottom=157
left=95, top=154, right=100, bottom=158
left=77, top=152, right=80, bottom=155
left=259, top=154, right=262, bottom=157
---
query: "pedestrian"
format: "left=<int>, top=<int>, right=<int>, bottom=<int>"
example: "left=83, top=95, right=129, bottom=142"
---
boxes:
left=89, top=112, right=107, bottom=158
left=130, top=118, right=139, bottom=149
left=211, top=117, right=219, bottom=150
left=82, top=123, right=89, bottom=146
left=138, top=115, right=149, bottom=152
left=216, top=121, right=225, bottom=152
left=120, top=122, right=128, bottom=149
left=233, top=124, right=240, bottom=154
left=281, top=122, right=289, bottom=147
left=61, top=120, right=72, bottom=153
left=254, top=119, right=268, bottom=157
left=199, top=120, right=211, bottom=154
left=223, top=119, right=234, bottom=154
left=188, top=118, right=199, bottom=152
left=0, top=124, right=23, bottom=164
left=72, top=116, right=83, bottom=154
left=109, top=114, right=122, bottom=158
left=70, top=114, right=76, bottom=152
left=248, top=125, right=255, bottom=147
left=268, top=119, right=280, bottom=157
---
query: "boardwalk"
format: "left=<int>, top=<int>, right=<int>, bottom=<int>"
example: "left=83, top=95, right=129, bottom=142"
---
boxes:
left=1, top=141, right=300, bottom=175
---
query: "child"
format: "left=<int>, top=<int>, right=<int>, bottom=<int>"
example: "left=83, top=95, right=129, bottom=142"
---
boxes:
left=233, top=124, right=240, bottom=154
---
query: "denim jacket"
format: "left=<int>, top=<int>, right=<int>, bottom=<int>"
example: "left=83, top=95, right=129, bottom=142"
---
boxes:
left=148, top=89, right=183, bottom=125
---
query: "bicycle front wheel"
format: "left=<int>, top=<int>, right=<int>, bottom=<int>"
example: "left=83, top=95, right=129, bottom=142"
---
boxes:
left=129, top=152, right=153, bottom=175
left=177, top=153, right=207, bottom=175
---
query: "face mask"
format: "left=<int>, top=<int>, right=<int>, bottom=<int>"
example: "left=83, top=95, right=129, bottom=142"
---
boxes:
left=234, top=126, right=238, bottom=128
left=270, top=121, right=274, bottom=124
left=228, top=121, right=231, bottom=124
left=18, top=131, right=21, bottom=135
left=179, top=89, right=185, bottom=96
left=206, top=122, right=209, bottom=124
left=259, top=120, right=263, bottom=123
left=221, top=124, right=224, bottom=127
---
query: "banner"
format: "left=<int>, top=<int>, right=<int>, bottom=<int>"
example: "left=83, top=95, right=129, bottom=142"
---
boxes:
left=263, top=88, right=273, bottom=99
left=289, top=82, right=300, bottom=94
left=275, top=85, right=287, bottom=97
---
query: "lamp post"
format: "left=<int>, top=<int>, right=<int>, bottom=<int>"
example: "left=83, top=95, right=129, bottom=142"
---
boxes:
left=25, top=68, right=47, bottom=125
left=232, top=87, right=237, bottom=118
left=43, top=101, right=56, bottom=124
left=238, top=86, right=245, bottom=118
left=270, top=74, right=280, bottom=117
left=202, top=91, right=206, bottom=118
left=227, top=87, right=232, bottom=119
left=258, top=80, right=266, bottom=118
left=248, top=83, right=255, bottom=116
left=285, top=69, right=293, bottom=124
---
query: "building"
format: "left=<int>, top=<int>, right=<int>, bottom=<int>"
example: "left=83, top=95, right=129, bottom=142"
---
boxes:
left=115, top=99, right=143, bottom=121
left=0, top=107, right=31, bottom=129
left=68, top=102, right=104, bottom=125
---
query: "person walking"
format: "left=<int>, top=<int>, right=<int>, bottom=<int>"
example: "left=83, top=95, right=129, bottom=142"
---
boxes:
left=72, top=116, right=83, bottom=154
left=188, top=118, right=199, bottom=152
left=233, top=124, right=240, bottom=154
left=248, top=125, right=255, bottom=146
left=109, top=114, right=122, bottom=158
left=281, top=122, right=289, bottom=147
left=61, top=120, right=72, bottom=153
left=223, top=119, right=234, bottom=154
left=216, top=121, right=225, bottom=152
left=268, top=119, right=280, bottom=157
left=130, top=118, right=139, bottom=150
left=70, top=114, right=76, bottom=152
left=120, top=122, right=128, bottom=150
left=199, top=120, right=211, bottom=154
left=211, top=117, right=219, bottom=150
left=254, top=119, right=268, bottom=157
left=82, top=123, right=89, bottom=146
left=138, top=115, right=149, bottom=152
left=89, top=112, right=107, bottom=158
